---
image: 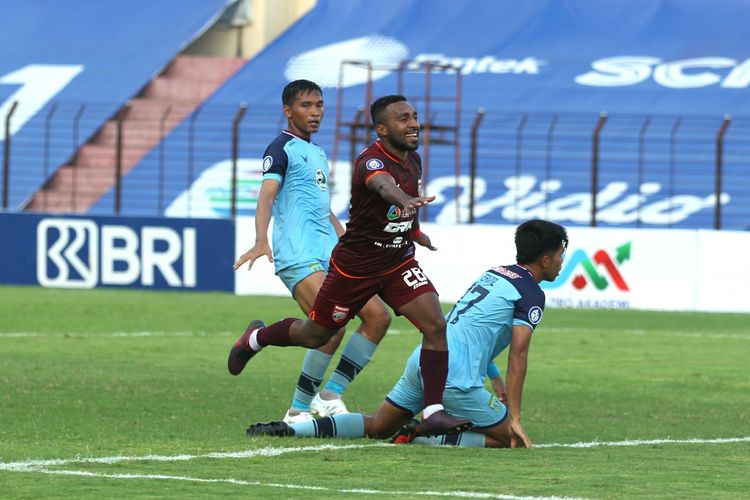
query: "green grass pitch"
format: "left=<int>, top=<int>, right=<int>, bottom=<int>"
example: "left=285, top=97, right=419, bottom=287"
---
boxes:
left=1, top=285, right=748, bottom=499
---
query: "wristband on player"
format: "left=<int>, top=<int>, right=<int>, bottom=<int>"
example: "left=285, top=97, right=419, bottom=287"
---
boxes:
left=413, top=228, right=424, bottom=239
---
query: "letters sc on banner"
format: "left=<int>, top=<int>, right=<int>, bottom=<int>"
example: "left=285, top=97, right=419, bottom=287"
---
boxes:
left=36, top=218, right=196, bottom=289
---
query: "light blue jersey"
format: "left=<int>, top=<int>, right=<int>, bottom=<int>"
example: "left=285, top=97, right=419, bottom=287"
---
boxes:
left=387, top=264, right=545, bottom=427
left=443, top=264, right=545, bottom=390
left=400, top=264, right=545, bottom=391
left=262, top=131, right=339, bottom=275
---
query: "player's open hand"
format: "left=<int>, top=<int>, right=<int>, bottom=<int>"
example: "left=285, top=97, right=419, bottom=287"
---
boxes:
left=509, top=419, right=532, bottom=449
left=233, top=241, right=273, bottom=271
left=403, top=195, right=436, bottom=211
left=413, top=230, right=437, bottom=251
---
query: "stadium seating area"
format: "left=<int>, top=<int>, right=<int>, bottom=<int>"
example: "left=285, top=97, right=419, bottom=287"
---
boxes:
left=0, top=0, right=230, bottom=210
left=3, top=0, right=750, bottom=229
left=27, top=56, right=245, bottom=213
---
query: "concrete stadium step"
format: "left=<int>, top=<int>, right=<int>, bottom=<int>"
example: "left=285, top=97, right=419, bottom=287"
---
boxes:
left=93, top=121, right=180, bottom=146
left=26, top=56, right=245, bottom=214
left=142, top=78, right=225, bottom=101
left=164, top=55, right=246, bottom=82
left=75, top=144, right=147, bottom=163
left=32, top=166, right=117, bottom=212
left=123, top=99, right=200, bottom=121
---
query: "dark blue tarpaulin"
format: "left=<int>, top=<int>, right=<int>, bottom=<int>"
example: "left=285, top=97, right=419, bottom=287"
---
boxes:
left=100, top=0, right=750, bottom=229
left=206, top=0, right=750, bottom=114
left=0, top=0, right=229, bottom=208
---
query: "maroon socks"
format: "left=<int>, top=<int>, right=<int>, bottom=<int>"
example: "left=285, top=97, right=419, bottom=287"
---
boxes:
left=419, top=348, right=448, bottom=407
left=256, top=318, right=297, bottom=347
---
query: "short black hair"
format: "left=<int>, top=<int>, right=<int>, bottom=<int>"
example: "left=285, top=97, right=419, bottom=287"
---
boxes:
left=515, top=219, right=568, bottom=264
left=370, top=95, right=407, bottom=126
left=282, top=79, right=322, bottom=106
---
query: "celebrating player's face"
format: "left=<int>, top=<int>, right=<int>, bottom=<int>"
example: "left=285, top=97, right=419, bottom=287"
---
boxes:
left=284, top=90, right=324, bottom=140
left=381, top=101, right=420, bottom=152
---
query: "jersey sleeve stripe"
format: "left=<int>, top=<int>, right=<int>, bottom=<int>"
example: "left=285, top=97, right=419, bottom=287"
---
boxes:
left=512, top=318, right=536, bottom=330
left=363, top=170, right=393, bottom=185
left=262, top=173, right=283, bottom=183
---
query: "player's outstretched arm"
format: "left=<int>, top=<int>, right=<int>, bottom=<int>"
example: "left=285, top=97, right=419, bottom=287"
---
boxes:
left=505, top=324, right=533, bottom=448
left=365, top=172, right=435, bottom=211
left=233, top=179, right=280, bottom=271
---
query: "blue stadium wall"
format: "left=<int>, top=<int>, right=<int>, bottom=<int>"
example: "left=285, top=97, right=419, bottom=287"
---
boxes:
left=0, top=0, right=229, bottom=209
left=95, top=0, right=750, bottom=230
left=2, top=0, right=749, bottom=230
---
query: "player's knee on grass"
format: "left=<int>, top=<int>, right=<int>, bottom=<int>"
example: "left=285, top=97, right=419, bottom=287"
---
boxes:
left=362, top=404, right=413, bottom=440
left=482, top=434, right=507, bottom=448
left=481, top=422, right=512, bottom=448
left=363, top=414, right=405, bottom=439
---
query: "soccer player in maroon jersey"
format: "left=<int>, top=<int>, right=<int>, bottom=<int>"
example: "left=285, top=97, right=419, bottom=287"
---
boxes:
left=229, top=95, right=470, bottom=436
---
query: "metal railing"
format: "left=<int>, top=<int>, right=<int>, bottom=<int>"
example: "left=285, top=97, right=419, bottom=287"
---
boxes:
left=1, top=100, right=748, bottom=230
left=0, top=100, right=267, bottom=216
left=464, top=109, right=748, bottom=230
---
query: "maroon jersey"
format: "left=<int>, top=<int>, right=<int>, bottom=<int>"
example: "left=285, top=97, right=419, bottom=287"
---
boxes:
left=331, top=140, right=422, bottom=277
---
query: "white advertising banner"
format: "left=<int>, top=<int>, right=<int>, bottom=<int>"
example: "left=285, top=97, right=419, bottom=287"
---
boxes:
left=695, top=230, right=744, bottom=312
left=537, top=226, right=697, bottom=311
left=234, top=218, right=750, bottom=313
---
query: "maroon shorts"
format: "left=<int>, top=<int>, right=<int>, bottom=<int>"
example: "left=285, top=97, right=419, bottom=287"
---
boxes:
left=310, top=259, right=437, bottom=330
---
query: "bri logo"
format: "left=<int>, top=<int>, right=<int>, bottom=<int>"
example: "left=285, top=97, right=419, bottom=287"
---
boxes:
left=36, top=218, right=196, bottom=289
left=543, top=242, right=631, bottom=291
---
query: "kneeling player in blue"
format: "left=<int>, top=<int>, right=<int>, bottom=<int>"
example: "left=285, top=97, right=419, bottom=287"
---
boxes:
left=247, top=219, right=568, bottom=448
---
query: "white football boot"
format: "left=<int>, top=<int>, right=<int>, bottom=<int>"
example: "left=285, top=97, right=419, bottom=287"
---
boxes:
left=282, top=408, right=315, bottom=424
left=310, top=392, right=349, bottom=417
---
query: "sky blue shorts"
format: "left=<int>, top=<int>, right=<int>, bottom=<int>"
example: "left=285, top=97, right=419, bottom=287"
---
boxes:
left=385, top=351, right=508, bottom=429
left=277, top=259, right=329, bottom=294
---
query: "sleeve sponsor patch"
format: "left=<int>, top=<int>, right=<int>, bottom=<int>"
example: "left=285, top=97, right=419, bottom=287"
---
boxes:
left=262, top=155, right=273, bottom=172
left=365, top=158, right=384, bottom=170
left=528, top=306, right=543, bottom=325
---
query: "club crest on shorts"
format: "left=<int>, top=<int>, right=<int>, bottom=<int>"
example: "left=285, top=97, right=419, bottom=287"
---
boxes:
left=332, top=305, right=350, bottom=323
left=366, top=158, right=384, bottom=170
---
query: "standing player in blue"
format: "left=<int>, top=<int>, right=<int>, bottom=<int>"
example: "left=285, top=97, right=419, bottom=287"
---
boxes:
left=247, top=219, right=568, bottom=448
left=231, top=80, right=392, bottom=424
left=229, top=95, right=471, bottom=436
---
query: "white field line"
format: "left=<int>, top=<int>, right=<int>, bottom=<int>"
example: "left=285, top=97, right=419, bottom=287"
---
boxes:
left=0, top=466, right=585, bottom=500
left=1, top=327, right=748, bottom=340
left=535, top=436, right=750, bottom=448
left=2, top=435, right=747, bottom=471
left=0, top=443, right=391, bottom=469
left=3, top=437, right=749, bottom=499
